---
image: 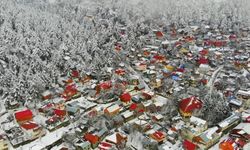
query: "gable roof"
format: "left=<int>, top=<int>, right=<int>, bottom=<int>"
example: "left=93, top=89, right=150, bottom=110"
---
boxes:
left=20, top=121, right=39, bottom=130
left=15, top=109, right=33, bottom=122
left=183, top=139, right=197, bottom=150
left=105, top=132, right=127, bottom=145
left=54, top=109, right=67, bottom=118
left=129, top=103, right=137, bottom=111
left=120, top=92, right=132, bottom=103
left=84, top=133, right=99, bottom=144
left=179, top=96, right=202, bottom=113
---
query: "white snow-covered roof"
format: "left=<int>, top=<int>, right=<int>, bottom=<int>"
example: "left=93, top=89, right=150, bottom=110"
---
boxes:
left=119, top=63, right=125, bottom=67
left=218, top=114, right=240, bottom=128
left=154, top=101, right=164, bottom=107
left=237, top=90, right=250, bottom=96
left=134, top=120, right=147, bottom=126
left=122, top=110, right=133, bottom=119
left=67, top=96, right=84, bottom=104
left=138, top=114, right=150, bottom=120
left=143, top=90, right=154, bottom=96
left=105, top=132, right=126, bottom=144
left=50, top=143, right=69, bottom=150
left=106, top=67, right=113, bottom=73
left=142, top=101, right=152, bottom=107
left=148, top=65, right=156, bottom=70
left=145, top=129, right=155, bottom=135
left=106, top=104, right=120, bottom=113
left=18, top=126, right=67, bottom=150
left=145, top=70, right=156, bottom=75
left=162, top=40, right=170, bottom=45
left=190, top=116, right=207, bottom=126
left=154, top=95, right=168, bottom=104
left=229, top=99, right=242, bottom=106
left=156, top=78, right=161, bottom=83
left=146, top=45, right=159, bottom=50
left=106, top=133, right=117, bottom=144
left=235, top=123, right=250, bottom=135
left=214, top=51, right=222, bottom=55
left=63, top=56, right=71, bottom=60
left=154, top=114, right=163, bottom=120
left=160, top=141, right=175, bottom=150
left=130, top=75, right=139, bottom=80
left=204, top=127, right=219, bottom=140
left=52, top=97, right=64, bottom=103
left=42, top=90, right=52, bottom=96
left=205, top=25, right=210, bottom=29
left=242, top=112, right=250, bottom=120
left=190, top=26, right=199, bottom=30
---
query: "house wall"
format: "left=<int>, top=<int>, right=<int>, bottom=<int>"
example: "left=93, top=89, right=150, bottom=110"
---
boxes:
left=104, top=109, right=120, bottom=117
left=180, top=122, right=207, bottom=140
left=23, top=127, right=44, bottom=140
left=197, top=135, right=221, bottom=150
left=220, top=119, right=240, bottom=133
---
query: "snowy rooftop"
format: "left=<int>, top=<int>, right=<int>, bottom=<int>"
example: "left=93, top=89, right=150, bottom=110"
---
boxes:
left=18, top=126, right=67, bottom=150
left=106, top=104, right=120, bottom=112
left=202, top=126, right=220, bottom=140
left=134, top=120, right=147, bottom=126
left=105, top=132, right=126, bottom=144
left=190, top=116, right=207, bottom=126
left=121, top=110, right=134, bottom=119
left=218, top=114, right=240, bottom=128
left=237, top=90, right=250, bottom=96
left=154, top=101, right=164, bottom=107
left=154, top=114, right=164, bottom=120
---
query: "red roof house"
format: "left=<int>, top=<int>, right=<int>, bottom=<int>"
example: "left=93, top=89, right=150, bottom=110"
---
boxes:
left=84, top=133, right=99, bottom=145
left=150, top=131, right=166, bottom=143
left=41, top=90, right=53, bottom=100
left=204, top=40, right=213, bottom=47
left=63, top=78, right=74, bottom=85
left=54, top=109, right=67, bottom=118
left=120, top=92, right=131, bottom=103
left=39, top=103, right=54, bottom=113
left=15, top=109, right=33, bottom=123
left=179, top=96, right=202, bottom=117
left=130, top=103, right=138, bottom=111
left=199, top=49, right=209, bottom=56
left=71, top=70, right=80, bottom=78
left=174, top=41, right=182, bottom=48
left=115, top=69, right=126, bottom=76
left=143, top=51, right=150, bottom=57
left=153, top=54, right=165, bottom=62
left=213, top=40, right=227, bottom=47
left=142, top=92, right=153, bottom=100
left=99, top=142, right=113, bottom=150
left=20, top=121, right=39, bottom=130
left=184, top=36, right=195, bottom=42
left=115, top=43, right=122, bottom=51
left=61, top=84, right=79, bottom=100
left=200, top=79, right=208, bottom=85
left=99, top=81, right=112, bottom=90
left=197, top=57, right=209, bottom=64
left=138, top=109, right=145, bottom=113
left=183, top=139, right=197, bottom=150
left=229, top=34, right=237, bottom=41
left=219, top=138, right=239, bottom=150
left=155, top=31, right=164, bottom=38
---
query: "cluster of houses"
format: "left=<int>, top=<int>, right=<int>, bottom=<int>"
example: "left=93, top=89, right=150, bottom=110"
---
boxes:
left=0, top=22, right=250, bottom=150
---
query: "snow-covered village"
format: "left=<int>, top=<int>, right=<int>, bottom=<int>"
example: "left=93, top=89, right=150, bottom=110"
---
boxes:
left=0, top=0, right=250, bottom=150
